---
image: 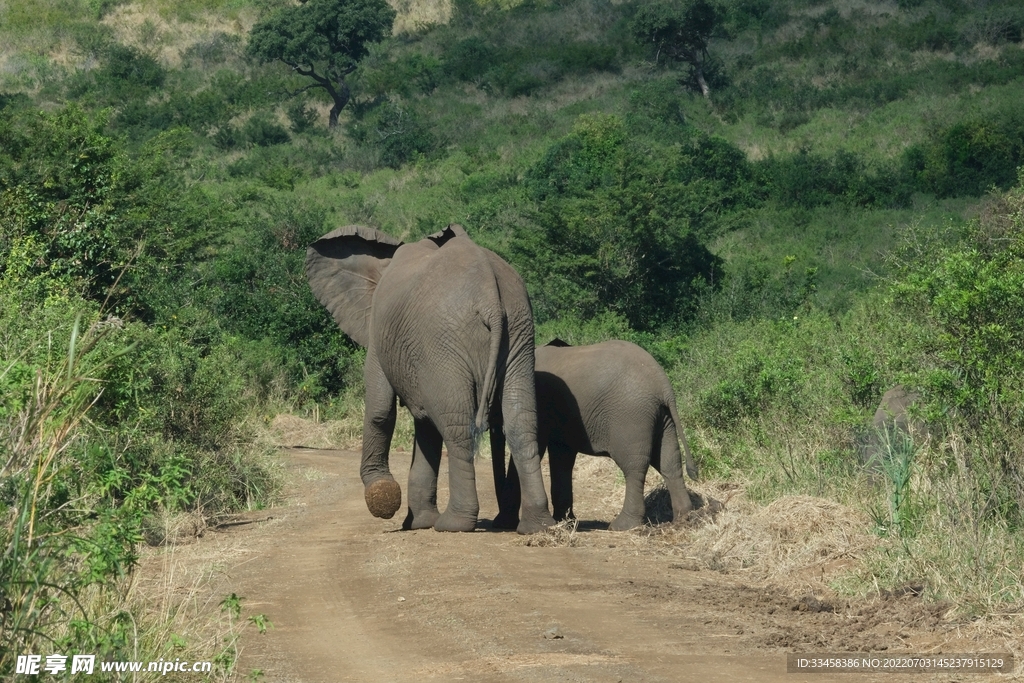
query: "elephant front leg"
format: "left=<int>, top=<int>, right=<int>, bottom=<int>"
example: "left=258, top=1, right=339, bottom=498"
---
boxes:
left=610, top=462, right=649, bottom=531
left=403, top=418, right=442, bottom=530
left=434, top=426, right=479, bottom=532
left=360, top=348, right=402, bottom=519
left=491, top=427, right=520, bottom=530
left=548, top=443, right=577, bottom=522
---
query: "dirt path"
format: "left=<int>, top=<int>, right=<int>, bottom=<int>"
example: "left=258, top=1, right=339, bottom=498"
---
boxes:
left=186, top=449, right=1007, bottom=683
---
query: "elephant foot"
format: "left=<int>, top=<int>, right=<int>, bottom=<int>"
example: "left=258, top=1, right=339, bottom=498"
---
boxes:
left=364, top=479, right=402, bottom=519
left=516, top=509, right=556, bottom=535
left=434, top=510, right=477, bottom=532
left=553, top=506, right=576, bottom=522
left=402, top=507, right=440, bottom=530
left=609, top=512, right=643, bottom=531
left=491, top=510, right=520, bottom=530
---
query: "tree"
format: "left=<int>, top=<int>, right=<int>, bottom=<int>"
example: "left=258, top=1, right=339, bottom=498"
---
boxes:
left=513, top=115, right=723, bottom=330
left=631, top=0, right=722, bottom=99
left=246, top=0, right=396, bottom=129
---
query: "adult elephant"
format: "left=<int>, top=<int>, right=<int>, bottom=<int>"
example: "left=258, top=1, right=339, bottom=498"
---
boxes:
left=493, top=340, right=698, bottom=531
left=306, top=223, right=554, bottom=534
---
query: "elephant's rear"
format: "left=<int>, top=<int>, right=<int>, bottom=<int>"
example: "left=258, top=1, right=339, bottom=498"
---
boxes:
left=592, top=341, right=698, bottom=482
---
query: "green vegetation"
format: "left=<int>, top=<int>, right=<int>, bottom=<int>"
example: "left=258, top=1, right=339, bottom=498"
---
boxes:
left=631, top=0, right=723, bottom=98
left=2, top=0, right=1024, bottom=664
left=246, top=0, right=397, bottom=128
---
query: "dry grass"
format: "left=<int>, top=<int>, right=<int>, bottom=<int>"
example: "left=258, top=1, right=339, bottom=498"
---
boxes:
left=266, top=407, right=415, bottom=451
left=390, top=0, right=452, bottom=34
left=101, top=3, right=256, bottom=68
left=515, top=518, right=580, bottom=547
left=653, top=495, right=873, bottom=586
left=133, top=530, right=270, bottom=680
left=561, top=456, right=874, bottom=594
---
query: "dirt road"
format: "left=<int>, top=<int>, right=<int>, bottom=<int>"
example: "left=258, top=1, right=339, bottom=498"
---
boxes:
left=191, top=449, right=1006, bottom=683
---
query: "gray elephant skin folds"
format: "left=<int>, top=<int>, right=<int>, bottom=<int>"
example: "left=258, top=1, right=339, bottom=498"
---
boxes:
left=494, top=340, right=699, bottom=531
left=306, top=224, right=555, bottom=534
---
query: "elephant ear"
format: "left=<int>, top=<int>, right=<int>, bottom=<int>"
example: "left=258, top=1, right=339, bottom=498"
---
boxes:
left=545, top=338, right=572, bottom=348
left=425, top=223, right=468, bottom=247
left=305, top=225, right=404, bottom=347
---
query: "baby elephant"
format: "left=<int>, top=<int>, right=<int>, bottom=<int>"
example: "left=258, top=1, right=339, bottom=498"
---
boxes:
left=492, top=340, right=699, bottom=531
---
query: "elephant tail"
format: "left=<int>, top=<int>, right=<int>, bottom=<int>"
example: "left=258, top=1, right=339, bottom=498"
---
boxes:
left=473, top=304, right=504, bottom=440
left=666, top=390, right=699, bottom=481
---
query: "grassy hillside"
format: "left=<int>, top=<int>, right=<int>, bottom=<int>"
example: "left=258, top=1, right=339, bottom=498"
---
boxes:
left=3, top=0, right=1024, bottom=672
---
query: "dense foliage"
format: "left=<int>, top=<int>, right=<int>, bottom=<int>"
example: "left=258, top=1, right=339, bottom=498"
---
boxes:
left=246, top=0, right=397, bottom=127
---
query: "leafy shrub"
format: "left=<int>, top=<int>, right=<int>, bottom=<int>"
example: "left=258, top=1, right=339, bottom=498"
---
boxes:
left=514, top=114, right=723, bottom=330
left=213, top=124, right=244, bottom=150
left=724, top=0, right=785, bottom=31
left=893, top=175, right=1024, bottom=426
left=906, top=112, right=1024, bottom=198
left=526, top=113, right=627, bottom=201
left=700, top=341, right=803, bottom=429
left=243, top=113, right=291, bottom=147
left=441, top=35, right=620, bottom=97
left=99, top=43, right=165, bottom=89
left=1, top=106, right=227, bottom=319
left=361, top=51, right=443, bottom=98
left=88, top=0, right=128, bottom=20
left=900, top=13, right=963, bottom=52
left=759, top=148, right=911, bottom=208
left=626, top=79, right=688, bottom=134
left=348, top=99, right=436, bottom=168
left=182, top=31, right=241, bottom=67
left=442, top=37, right=497, bottom=82
left=287, top=99, right=320, bottom=133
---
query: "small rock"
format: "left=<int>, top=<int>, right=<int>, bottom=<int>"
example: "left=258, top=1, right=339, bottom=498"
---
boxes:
left=542, top=626, right=563, bottom=640
left=397, top=596, right=406, bottom=602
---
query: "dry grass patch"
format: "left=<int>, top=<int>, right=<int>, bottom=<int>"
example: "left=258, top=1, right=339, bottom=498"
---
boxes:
left=390, top=0, right=452, bottom=34
left=101, top=3, right=256, bottom=68
left=643, top=494, right=874, bottom=591
left=515, top=518, right=581, bottom=547
left=266, top=408, right=414, bottom=451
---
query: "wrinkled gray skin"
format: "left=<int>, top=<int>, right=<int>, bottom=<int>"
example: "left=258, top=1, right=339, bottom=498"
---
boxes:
left=492, top=340, right=699, bottom=531
left=306, top=224, right=555, bottom=534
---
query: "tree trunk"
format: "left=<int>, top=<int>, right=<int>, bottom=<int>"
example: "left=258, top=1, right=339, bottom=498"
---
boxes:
left=694, top=64, right=710, bottom=99
left=327, top=78, right=351, bottom=130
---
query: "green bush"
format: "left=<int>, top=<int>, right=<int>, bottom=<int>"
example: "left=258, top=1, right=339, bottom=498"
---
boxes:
left=759, top=148, right=912, bottom=208
left=700, top=340, right=803, bottom=430
left=893, top=175, right=1024, bottom=426
left=243, top=113, right=291, bottom=147
left=440, top=32, right=620, bottom=97
left=513, top=114, right=723, bottom=330
left=287, top=99, right=320, bottom=133
left=442, top=37, right=496, bottom=82
left=105, top=43, right=163, bottom=84
left=348, top=99, right=436, bottom=168
left=901, top=13, right=963, bottom=52
left=907, top=112, right=1024, bottom=198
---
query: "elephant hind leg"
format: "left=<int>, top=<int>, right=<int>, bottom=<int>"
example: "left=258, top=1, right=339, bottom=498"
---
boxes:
left=609, top=461, right=648, bottom=531
left=651, top=416, right=694, bottom=523
left=547, top=443, right=577, bottom=522
left=491, top=427, right=521, bottom=530
left=403, top=418, right=442, bottom=530
left=434, top=424, right=479, bottom=533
